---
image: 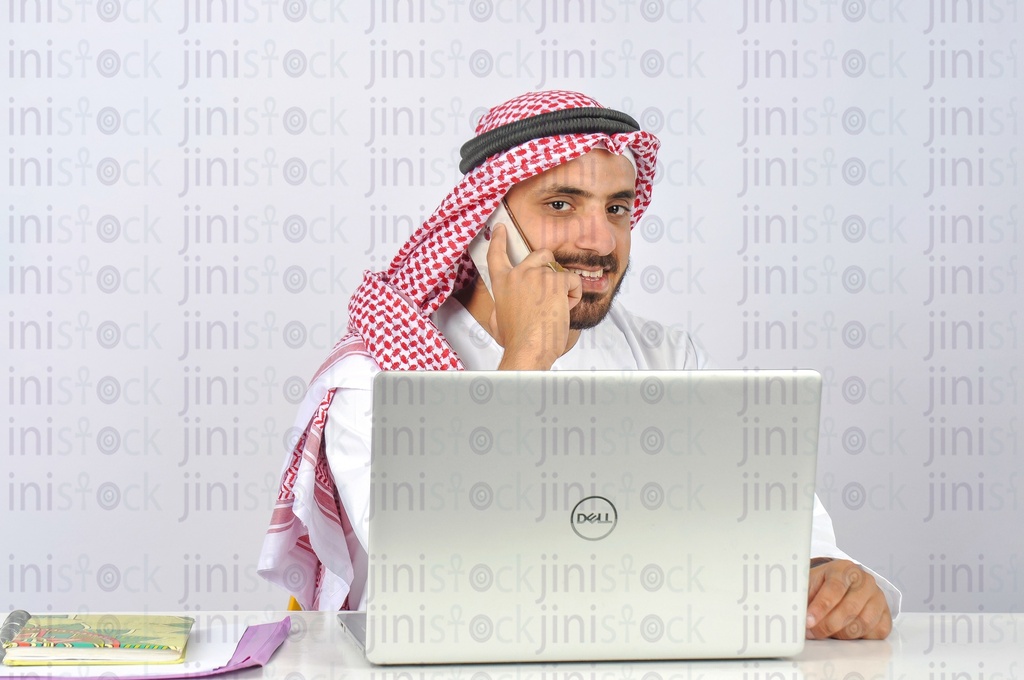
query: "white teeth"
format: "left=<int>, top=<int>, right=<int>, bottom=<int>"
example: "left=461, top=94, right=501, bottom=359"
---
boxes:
left=569, top=269, right=603, bottom=279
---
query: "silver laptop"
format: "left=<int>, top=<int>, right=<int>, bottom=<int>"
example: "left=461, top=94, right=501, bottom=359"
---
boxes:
left=345, top=369, right=822, bottom=664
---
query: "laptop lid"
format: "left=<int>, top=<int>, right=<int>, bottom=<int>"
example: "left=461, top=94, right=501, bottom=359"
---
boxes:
left=363, top=369, right=821, bottom=664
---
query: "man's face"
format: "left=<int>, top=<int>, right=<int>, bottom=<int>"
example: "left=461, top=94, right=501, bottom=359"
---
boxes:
left=503, top=149, right=636, bottom=329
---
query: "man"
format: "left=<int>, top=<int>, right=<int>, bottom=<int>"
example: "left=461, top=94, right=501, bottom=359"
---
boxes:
left=259, top=91, right=899, bottom=641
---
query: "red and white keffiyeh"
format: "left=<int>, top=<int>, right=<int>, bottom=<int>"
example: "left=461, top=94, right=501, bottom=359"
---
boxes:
left=258, top=90, right=661, bottom=610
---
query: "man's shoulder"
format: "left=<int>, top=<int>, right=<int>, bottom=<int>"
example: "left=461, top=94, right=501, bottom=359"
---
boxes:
left=603, top=303, right=710, bottom=369
left=605, top=304, right=695, bottom=351
left=313, top=350, right=381, bottom=392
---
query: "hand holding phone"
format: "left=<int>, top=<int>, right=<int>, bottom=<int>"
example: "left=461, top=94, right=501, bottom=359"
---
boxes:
left=467, top=201, right=531, bottom=294
left=465, top=200, right=582, bottom=369
left=467, top=200, right=565, bottom=295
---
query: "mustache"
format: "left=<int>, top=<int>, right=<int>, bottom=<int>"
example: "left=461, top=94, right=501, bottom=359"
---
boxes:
left=552, top=252, right=619, bottom=271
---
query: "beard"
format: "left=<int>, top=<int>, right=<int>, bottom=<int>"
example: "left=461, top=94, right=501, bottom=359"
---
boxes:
left=553, top=253, right=630, bottom=330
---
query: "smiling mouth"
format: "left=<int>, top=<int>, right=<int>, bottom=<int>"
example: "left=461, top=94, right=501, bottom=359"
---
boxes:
left=566, top=268, right=606, bottom=280
left=555, top=252, right=619, bottom=288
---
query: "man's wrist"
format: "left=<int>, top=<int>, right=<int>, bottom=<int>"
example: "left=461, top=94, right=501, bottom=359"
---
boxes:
left=497, top=336, right=563, bottom=370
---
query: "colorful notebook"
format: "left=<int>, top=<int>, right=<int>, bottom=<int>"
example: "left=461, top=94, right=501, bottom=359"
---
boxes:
left=1, top=613, right=194, bottom=666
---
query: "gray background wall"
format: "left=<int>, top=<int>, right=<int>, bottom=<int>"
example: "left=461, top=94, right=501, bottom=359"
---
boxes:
left=3, top=1, right=1021, bottom=613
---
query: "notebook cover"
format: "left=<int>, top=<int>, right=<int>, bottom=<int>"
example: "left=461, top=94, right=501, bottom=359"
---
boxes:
left=2, top=615, right=194, bottom=666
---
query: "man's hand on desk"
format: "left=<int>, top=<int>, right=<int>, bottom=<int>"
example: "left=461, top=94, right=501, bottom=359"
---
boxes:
left=806, top=558, right=893, bottom=640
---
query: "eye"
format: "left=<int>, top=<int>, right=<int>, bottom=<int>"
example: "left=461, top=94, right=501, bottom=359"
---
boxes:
left=549, top=200, right=570, bottom=212
left=608, top=204, right=632, bottom=216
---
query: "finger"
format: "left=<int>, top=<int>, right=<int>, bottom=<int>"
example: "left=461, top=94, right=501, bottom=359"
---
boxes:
left=802, top=561, right=843, bottom=630
left=566, top=271, right=583, bottom=309
left=806, top=563, right=828, bottom=602
left=526, top=247, right=582, bottom=306
left=486, top=223, right=514, bottom=286
left=521, top=247, right=563, bottom=269
left=518, top=248, right=580, bottom=303
left=808, top=566, right=872, bottom=639
left=832, top=590, right=892, bottom=640
left=862, top=602, right=893, bottom=640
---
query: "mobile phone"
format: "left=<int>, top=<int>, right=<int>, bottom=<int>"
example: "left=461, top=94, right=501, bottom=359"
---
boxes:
left=467, top=201, right=533, bottom=295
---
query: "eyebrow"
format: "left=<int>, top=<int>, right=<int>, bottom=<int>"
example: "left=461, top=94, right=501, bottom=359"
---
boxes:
left=538, top=185, right=637, bottom=201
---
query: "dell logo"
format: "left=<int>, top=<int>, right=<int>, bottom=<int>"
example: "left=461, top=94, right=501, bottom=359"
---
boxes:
left=571, top=496, right=618, bottom=541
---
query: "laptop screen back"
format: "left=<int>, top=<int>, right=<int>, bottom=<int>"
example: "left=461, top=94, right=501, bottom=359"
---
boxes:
left=365, top=369, right=822, bottom=664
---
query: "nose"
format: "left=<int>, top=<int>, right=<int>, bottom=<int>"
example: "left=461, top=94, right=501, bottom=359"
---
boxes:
left=573, top=209, right=617, bottom=255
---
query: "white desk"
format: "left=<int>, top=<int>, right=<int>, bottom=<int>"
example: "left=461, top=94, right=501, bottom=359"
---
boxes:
left=258, top=611, right=1021, bottom=679
left=3, top=612, right=1019, bottom=679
